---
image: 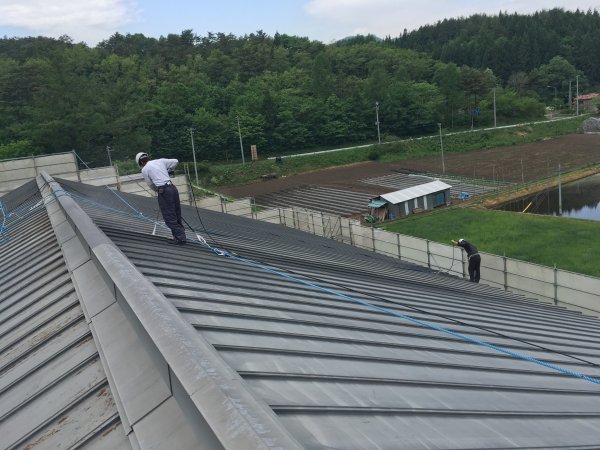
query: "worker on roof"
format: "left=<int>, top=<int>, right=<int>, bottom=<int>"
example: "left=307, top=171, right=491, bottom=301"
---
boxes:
left=136, top=152, right=186, bottom=245
left=451, top=238, right=481, bottom=283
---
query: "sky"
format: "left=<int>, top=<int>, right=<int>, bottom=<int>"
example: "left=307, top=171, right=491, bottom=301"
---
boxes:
left=0, top=0, right=599, bottom=46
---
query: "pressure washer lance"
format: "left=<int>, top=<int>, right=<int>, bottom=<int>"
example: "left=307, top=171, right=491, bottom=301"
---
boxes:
left=152, top=209, right=160, bottom=236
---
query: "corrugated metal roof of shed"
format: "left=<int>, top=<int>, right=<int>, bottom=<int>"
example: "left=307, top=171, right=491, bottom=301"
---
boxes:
left=57, top=178, right=600, bottom=450
left=0, top=181, right=131, bottom=450
left=381, top=180, right=452, bottom=204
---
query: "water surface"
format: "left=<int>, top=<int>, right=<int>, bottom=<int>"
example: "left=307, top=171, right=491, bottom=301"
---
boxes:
left=499, top=173, right=600, bottom=221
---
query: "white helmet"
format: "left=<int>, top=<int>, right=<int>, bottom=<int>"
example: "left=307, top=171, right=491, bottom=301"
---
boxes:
left=135, top=152, right=149, bottom=167
left=458, top=238, right=465, bottom=243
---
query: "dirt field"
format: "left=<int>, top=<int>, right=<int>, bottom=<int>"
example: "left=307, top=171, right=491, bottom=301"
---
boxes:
left=218, top=133, right=600, bottom=198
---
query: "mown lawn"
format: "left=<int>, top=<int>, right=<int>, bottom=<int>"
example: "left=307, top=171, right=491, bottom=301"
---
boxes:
left=382, top=207, right=600, bottom=277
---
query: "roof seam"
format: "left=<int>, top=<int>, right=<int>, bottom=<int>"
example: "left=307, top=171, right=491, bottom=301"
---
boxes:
left=40, top=171, right=305, bottom=450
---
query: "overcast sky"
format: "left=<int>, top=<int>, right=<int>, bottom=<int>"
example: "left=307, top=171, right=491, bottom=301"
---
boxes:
left=0, top=0, right=599, bottom=46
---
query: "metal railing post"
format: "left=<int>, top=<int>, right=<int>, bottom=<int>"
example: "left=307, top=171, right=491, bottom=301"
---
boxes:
left=372, top=226, right=376, bottom=252
left=503, top=253, right=508, bottom=291
left=426, top=240, right=431, bottom=268
left=554, top=264, right=558, bottom=305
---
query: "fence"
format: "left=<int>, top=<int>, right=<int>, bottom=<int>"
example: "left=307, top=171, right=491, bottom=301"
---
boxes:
left=214, top=200, right=600, bottom=317
left=4, top=153, right=596, bottom=316
left=0, top=152, right=193, bottom=205
left=0, top=152, right=79, bottom=196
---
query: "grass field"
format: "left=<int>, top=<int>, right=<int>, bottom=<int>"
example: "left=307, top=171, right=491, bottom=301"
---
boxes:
left=382, top=207, right=600, bottom=277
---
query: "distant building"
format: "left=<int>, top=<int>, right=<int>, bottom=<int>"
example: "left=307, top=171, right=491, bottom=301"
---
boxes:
left=368, top=180, right=452, bottom=220
left=576, top=93, right=599, bottom=113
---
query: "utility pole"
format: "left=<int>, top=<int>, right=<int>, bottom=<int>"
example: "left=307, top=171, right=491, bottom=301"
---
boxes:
left=558, top=163, right=562, bottom=216
left=375, top=102, right=381, bottom=144
left=576, top=75, right=579, bottom=116
left=106, top=146, right=113, bottom=166
left=236, top=116, right=245, bottom=165
left=493, top=87, right=497, bottom=128
left=438, top=123, right=445, bottom=174
left=189, top=128, right=198, bottom=185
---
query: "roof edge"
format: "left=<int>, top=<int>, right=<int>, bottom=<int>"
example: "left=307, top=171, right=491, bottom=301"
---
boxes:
left=39, top=172, right=303, bottom=450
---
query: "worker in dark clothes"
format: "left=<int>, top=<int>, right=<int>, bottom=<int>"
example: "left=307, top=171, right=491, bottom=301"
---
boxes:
left=451, top=238, right=481, bottom=282
left=136, top=152, right=187, bottom=245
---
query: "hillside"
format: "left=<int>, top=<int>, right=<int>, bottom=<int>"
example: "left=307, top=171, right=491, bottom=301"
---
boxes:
left=392, top=8, right=600, bottom=83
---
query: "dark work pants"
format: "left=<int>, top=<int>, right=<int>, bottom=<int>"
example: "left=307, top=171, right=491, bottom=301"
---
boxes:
left=157, top=185, right=186, bottom=242
left=468, top=254, right=481, bottom=283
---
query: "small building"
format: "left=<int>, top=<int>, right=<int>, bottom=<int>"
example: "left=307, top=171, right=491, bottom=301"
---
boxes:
left=368, top=180, right=452, bottom=220
left=576, top=93, right=599, bottom=113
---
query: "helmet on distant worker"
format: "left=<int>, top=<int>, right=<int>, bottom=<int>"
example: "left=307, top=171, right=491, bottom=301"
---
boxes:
left=458, top=238, right=465, bottom=244
left=135, top=152, right=149, bottom=167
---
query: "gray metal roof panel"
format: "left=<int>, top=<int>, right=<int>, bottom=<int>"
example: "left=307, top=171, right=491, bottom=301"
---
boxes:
left=51, top=178, right=600, bottom=449
left=0, top=182, right=132, bottom=450
left=44, top=175, right=303, bottom=450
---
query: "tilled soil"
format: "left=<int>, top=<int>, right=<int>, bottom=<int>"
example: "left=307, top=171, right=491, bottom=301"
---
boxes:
left=218, top=133, right=600, bottom=199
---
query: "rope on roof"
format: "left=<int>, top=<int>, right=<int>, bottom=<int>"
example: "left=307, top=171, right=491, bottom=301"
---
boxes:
left=220, top=252, right=600, bottom=386
left=39, top=175, right=600, bottom=386
left=73, top=151, right=147, bottom=218
left=0, top=184, right=65, bottom=242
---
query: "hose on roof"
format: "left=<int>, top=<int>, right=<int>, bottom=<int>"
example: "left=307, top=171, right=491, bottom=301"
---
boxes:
left=217, top=251, right=600, bottom=386
left=44, top=172, right=600, bottom=386
left=177, top=187, right=600, bottom=383
left=73, top=152, right=149, bottom=218
left=0, top=181, right=66, bottom=242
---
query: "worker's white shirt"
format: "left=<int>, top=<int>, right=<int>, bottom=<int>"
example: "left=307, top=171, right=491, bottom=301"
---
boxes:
left=141, top=158, right=178, bottom=190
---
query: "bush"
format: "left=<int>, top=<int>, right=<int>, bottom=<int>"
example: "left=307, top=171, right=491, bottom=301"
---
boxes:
left=0, top=140, right=38, bottom=159
left=368, top=149, right=381, bottom=160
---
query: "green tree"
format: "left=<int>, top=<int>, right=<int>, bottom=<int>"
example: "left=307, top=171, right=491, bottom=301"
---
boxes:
left=382, top=81, right=443, bottom=136
left=0, top=139, right=38, bottom=159
left=433, top=62, right=462, bottom=127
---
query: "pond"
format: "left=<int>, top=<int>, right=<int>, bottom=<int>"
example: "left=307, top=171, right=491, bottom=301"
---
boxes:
left=498, top=173, right=600, bottom=221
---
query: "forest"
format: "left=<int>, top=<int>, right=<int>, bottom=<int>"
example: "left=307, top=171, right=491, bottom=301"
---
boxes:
left=0, top=8, right=596, bottom=166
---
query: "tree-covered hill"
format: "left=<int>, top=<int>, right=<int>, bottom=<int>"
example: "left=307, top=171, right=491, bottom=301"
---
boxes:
left=392, top=8, right=600, bottom=84
left=0, top=11, right=594, bottom=167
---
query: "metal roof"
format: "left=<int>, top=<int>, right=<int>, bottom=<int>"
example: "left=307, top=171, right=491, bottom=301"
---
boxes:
left=0, top=180, right=132, bottom=450
left=367, top=199, right=388, bottom=208
left=380, top=180, right=452, bottom=205
left=2, top=174, right=600, bottom=449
